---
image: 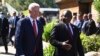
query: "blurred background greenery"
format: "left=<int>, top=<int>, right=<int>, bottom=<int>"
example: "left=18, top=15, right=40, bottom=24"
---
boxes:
left=6, top=0, right=58, bottom=11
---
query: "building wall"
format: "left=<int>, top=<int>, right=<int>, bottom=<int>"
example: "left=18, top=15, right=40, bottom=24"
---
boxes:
left=57, top=0, right=92, bottom=19
left=56, top=0, right=98, bottom=23
left=59, top=4, right=98, bottom=25
left=59, top=7, right=79, bottom=19
left=78, top=0, right=93, bottom=3
left=58, top=0, right=78, bottom=9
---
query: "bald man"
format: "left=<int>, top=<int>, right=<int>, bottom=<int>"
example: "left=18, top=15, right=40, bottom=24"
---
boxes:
left=50, top=10, right=84, bottom=56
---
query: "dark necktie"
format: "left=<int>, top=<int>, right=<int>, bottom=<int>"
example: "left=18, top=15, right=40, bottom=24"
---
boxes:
left=67, top=24, right=73, bottom=43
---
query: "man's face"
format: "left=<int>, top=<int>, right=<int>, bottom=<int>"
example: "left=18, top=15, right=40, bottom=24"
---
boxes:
left=29, top=6, right=40, bottom=19
left=88, top=15, right=92, bottom=19
left=83, top=15, right=88, bottom=20
left=62, top=16, right=72, bottom=23
left=13, top=12, right=16, bottom=16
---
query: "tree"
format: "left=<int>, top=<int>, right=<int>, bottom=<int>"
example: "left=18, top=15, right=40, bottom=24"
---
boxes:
left=94, top=0, right=100, bottom=13
left=6, top=0, right=58, bottom=11
left=94, top=0, right=100, bottom=22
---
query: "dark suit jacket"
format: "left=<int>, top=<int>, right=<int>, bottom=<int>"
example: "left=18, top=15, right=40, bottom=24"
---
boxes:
left=1, top=17, right=9, bottom=37
left=9, top=16, right=20, bottom=36
left=15, top=17, right=43, bottom=56
left=86, top=19, right=96, bottom=36
left=15, top=16, right=20, bottom=29
left=50, top=22, right=84, bottom=56
left=0, top=18, right=2, bottom=36
left=39, top=17, right=46, bottom=26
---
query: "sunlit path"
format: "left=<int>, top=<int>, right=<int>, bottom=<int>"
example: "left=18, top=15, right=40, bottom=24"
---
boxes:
left=0, top=41, right=49, bottom=56
left=0, top=46, right=15, bottom=56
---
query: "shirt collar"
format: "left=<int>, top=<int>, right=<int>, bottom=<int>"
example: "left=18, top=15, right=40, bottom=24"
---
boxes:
left=28, top=15, right=37, bottom=22
left=68, top=23, right=71, bottom=26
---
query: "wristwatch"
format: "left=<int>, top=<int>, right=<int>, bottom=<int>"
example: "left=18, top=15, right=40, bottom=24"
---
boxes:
left=62, top=42, right=66, bottom=45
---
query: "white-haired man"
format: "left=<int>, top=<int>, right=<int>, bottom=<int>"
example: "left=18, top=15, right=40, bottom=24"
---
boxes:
left=15, top=3, right=43, bottom=56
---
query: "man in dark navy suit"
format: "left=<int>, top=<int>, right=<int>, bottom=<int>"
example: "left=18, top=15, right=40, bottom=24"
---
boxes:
left=9, top=12, right=19, bottom=45
left=50, top=10, right=84, bottom=56
left=85, top=13, right=96, bottom=36
left=15, top=3, right=43, bottom=56
left=0, top=12, right=9, bottom=53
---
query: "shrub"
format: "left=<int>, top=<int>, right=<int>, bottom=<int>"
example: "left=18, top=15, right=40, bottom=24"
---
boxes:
left=80, top=33, right=100, bottom=53
left=43, top=44, right=55, bottom=56
left=42, top=18, right=59, bottom=42
left=42, top=18, right=58, bottom=56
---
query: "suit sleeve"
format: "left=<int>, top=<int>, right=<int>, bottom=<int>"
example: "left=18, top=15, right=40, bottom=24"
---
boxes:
left=90, top=20, right=96, bottom=33
left=38, top=22, right=43, bottom=56
left=15, top=20, right=24, bottom=55
left=49, top=25, right=62, bottom=48
left=6, top=18, right=9, bottom=35
left=76, top=28, right=84, bottom=56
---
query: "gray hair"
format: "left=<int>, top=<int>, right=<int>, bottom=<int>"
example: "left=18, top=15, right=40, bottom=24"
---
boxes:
left=28, top=3, right=40, bottom=11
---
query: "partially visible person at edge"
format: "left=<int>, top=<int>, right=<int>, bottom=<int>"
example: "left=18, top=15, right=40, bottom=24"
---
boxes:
left=15, top=3, right=43, bottom=56
left=8, top=12, right=20, bottom=46
left=74, top=14, right=84, bottom=34
left=85, top=13, right=96, bottom=36
left=49, top=10, right=84, bottom=56
left=81, top=14, right=90, bottom=35
left=0, top=12, right=9, bottom=53
left=38, top=12, right=46, bottom=27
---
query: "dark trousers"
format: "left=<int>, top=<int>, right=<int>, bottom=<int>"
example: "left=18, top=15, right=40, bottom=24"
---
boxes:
left=1, top=36, right=8, bottom=53
left=9, top=28, right=15, bottom=45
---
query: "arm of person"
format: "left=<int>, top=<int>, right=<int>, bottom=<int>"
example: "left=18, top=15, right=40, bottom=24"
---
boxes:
left=15, top=20, right=24, bottom=55
left=49, top=25, right=72, bottom=50
left=61, top=40, right=72, bottom=51
left=76, top=28, right=84, bottom=56
left=49, top=26, right=62, bottom=47
left=6, top=18, right=9, bottom=35
left=38, top=22, right=43, bottom=56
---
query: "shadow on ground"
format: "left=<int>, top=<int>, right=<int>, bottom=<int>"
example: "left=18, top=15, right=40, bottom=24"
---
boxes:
left=0, top=52, right=15, bottom=55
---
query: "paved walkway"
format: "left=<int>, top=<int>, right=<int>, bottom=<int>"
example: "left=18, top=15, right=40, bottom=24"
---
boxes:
left=1, top=42, right=98, bottom=56
left=0, top=41, right=49, bottom=56
left=0, top=46, right=15, bottom=56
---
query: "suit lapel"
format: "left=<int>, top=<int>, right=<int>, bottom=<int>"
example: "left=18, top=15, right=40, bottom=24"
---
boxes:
left=70, top=24, right=74, bottom=37
left=27, top=16, right=42, bottom=39
left=27, top=17, right=36, bottom=37
left=28, top=17, right=40, bottom=37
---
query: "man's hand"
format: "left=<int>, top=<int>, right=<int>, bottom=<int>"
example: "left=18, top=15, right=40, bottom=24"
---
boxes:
left=9, top=25, right=15, bottom=28
left=61, top=40, right=72, bottom=51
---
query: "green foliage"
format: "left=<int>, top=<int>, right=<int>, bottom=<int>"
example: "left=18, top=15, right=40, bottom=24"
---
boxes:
left=42, top=18, right=59, bottom=42
left=23, top=10, right=29, bottom=16
left=80, top=33, right=100, bottom=53
left=94, top=0, right=100, bottom=22
left=43, top=44, right=55, bottom=56
left=43, top=18, right=58, bottom=56
left=94, top=0, right=100, bottom=13
left=44, top=0, right=57, bottom=8
left=6, top=0, right=58, bottom=11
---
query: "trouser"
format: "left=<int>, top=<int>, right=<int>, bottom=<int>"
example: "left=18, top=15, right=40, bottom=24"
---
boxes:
left=9, top=28, right=15, bottom=45
left=1, top=36, right=8, bottom=53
